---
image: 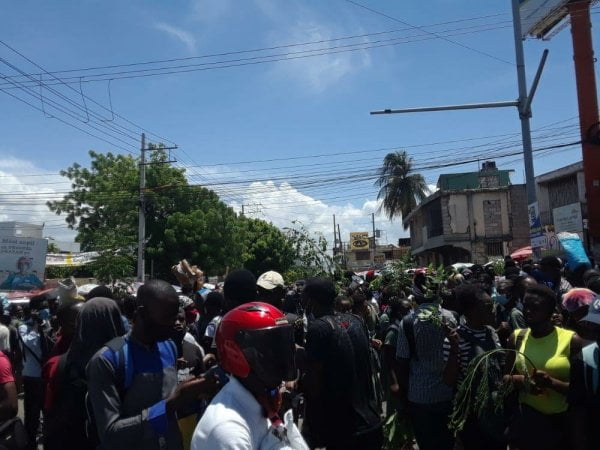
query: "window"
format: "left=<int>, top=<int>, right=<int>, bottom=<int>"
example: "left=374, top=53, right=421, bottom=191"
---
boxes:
left=486, top=242, right=504, bottom=257
left=427, top=198, right=443, bottom=238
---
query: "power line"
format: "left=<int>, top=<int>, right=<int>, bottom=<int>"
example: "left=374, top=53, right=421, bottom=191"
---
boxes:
left=0, top=23, right=514, bottom=88
left=0, top=40, right=176, bottom=146
left=342, top=0, right=513, bottom=65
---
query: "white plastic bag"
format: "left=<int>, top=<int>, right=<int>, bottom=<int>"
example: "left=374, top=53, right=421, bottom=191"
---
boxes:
left=259, top=410, right=309, bottom=450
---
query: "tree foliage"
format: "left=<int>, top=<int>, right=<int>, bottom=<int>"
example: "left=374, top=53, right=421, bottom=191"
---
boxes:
left=237, top=217, right=296, bottom=276
left=47, top=150, right=301, bottom=282
left=283, top=222, right=338, bottom=282
left=375, top=151, right=428, bottom=228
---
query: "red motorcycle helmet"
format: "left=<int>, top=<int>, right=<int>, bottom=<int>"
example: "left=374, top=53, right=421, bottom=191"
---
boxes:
left=216, top=302, right=296, bottom=389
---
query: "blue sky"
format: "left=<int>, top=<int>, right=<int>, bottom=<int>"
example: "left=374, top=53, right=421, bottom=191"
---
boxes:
left=0, top=0, right=595, bottom=247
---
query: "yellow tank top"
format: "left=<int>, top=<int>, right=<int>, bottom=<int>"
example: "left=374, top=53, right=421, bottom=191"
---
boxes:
left=516, top=327, right=574, bottom=414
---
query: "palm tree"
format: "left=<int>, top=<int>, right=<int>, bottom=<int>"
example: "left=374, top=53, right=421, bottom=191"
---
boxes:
left=375, top=151, right=428, bottom=228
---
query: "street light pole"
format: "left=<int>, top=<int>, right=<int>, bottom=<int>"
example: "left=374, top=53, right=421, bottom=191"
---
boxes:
left=511, top=0, right=536, bottom=207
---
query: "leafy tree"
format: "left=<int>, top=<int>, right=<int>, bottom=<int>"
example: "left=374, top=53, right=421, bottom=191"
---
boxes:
left=46, top=242, right=60, bottom=253
left=375, top=151, right=428, bottom=228
left=283, top=222, right=338, bottom=282
left=153, top=198, right=241, bottom=278
left=237, top=217, right=295, bottom=276
left=47, top=149, right=299, bottom=282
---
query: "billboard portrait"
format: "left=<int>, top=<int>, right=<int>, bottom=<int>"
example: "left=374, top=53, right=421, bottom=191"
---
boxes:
left=0, top=237, right=47, bottom=291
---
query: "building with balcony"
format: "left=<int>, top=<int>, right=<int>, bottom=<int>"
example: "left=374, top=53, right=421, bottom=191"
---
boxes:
left=403, top=162, right=530, bottom=266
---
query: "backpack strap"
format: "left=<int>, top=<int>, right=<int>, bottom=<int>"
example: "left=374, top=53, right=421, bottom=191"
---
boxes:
left=582, top=343, right=599, bottom=395
left=401, top=314, right=417, bottom=361
left=104, top=336, right=132, bottom=393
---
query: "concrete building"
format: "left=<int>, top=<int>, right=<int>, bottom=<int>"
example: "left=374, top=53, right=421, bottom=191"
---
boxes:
left=344, top=242, right=410, bottom=271
left=535, top=161, right=597, bottom=258
left=403, top=162, right=530, bottom=266
left=0, top=222, right=43, bottom=239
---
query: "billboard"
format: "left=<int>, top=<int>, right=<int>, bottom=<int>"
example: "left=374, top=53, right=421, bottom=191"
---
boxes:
left=45, top=251, right=99, bottom=267
left=528, top=202, right=546, bottom=248
left=520, top=0, right=570, bottom=38
left=350, top=232, right=370, bottom=250
left=0, top=237, right=47, bottom=291
left=553, top=202, right=583, bottom=234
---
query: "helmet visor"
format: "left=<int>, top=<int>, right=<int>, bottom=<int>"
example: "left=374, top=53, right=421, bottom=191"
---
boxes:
left=237, top=324, right=296, bottom=387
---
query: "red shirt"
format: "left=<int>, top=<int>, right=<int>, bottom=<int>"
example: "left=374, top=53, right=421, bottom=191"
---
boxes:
left=0, top=352, right=14, bottom=385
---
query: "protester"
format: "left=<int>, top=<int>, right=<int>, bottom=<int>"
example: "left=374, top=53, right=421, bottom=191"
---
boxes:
left=537, top=256, right=573, bottom=300
left=193, top=291, right=223, bottom=354
left=443, top=284, right=504, bottom=450
left=191, top=302, right=307, bottom=450
left=504, top=284, right=584, bottom=450
left=333, top=295, right=352, bottom=313
left=562, top=288, right=596, bottom=334
left=19, top=299, right=53, bottom=450
left=256, top=270, right=286, bottom=308
left=381, top=297, right=411, bottom=417
left=568, top=293, right=600, bottom=450
left=223, top=269, right=257, bottom=313
left=0, top=308, right=22, bottom=381
left=0, top=348, right=19, bottom=448
left=302, top=278, right=382, bottom=450
left=43, top=297, right=123, bottom=450
left=396, top=280, right=457, bottom=450
left=87, top=280, right=218, bottom=450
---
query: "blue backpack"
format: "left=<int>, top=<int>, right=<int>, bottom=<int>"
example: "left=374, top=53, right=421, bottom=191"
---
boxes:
left=85, top=336, right=177, bottom=446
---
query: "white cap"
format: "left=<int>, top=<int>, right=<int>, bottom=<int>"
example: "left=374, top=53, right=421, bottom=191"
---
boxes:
left=256, top=271, right=285, bottom=290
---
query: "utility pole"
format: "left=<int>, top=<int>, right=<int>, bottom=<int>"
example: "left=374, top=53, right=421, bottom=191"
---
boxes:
left=333, top=214, right=337, bottom=255
left=241, top=204, right=244, bottom=216
left=136, top=135, right=178, bottom=282
left=371, top=212, right=376, bottom=267
left=337, top=223, right=346, bottom=268
left=137, top=133, right=146, bottom=282
left=369, top=0, right=550, bottom=256
left=567, top=0, right=600, bottom=247
left=511, top=0, right=537, bottom=207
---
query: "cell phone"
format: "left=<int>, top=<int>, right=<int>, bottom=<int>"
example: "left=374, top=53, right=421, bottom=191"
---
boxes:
left=202, top=365, right=229, bottom=386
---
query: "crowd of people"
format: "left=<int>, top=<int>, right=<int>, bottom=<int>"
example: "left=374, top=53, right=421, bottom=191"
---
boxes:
left=0, top=255, right=597, bottom=449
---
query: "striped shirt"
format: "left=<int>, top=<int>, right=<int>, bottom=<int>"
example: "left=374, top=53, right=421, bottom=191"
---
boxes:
left=396, top=304, right=457, bottom=404
left=443, top=325, right=501, bottom=384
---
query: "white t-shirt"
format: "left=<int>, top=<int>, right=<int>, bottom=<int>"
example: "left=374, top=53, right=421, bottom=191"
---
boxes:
left=0, top=324, right=10, bottom=353
left=191, top=376, right=269, bottom=450
left=18, top=324, right=42, bottom=378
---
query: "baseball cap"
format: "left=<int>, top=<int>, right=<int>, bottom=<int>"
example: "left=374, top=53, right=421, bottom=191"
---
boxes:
left=257, top=271, right=285, bottom=290
left=580, top=294, right=600, bottom=326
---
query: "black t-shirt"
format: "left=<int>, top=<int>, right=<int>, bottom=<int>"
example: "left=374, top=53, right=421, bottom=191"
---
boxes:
left=305, top=313, right=380, bottom=445
left=567, top=349, right=600, bottom=450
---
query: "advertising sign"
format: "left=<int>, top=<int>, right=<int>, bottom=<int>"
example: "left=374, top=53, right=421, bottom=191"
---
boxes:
left=350, top=232, right=370, bottom=250
left=528, top=202, right=545, bottom=248
left=520, top=0, right=570, bottom=38
left=0, top=237, right=47, bottom=290
left=45, top=251, right=99, bottom=267
left=552, top=202, right=583, bottom=234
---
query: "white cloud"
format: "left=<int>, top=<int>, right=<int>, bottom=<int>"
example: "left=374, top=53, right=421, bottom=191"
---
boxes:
left=225, top=181, right=408, bottom=251
left=252, top=0, right=371, bottom=92
left=270, top=21, right=371, bottom=92
left=0, top=158, right=76, bottom=242
left=154, top=22, right=197, bottom=53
